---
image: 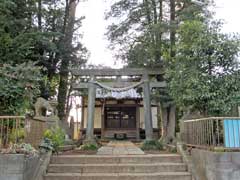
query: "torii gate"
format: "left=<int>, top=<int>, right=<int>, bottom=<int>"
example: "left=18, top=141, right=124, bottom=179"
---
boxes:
left=71, top=68, right=166, bottom=142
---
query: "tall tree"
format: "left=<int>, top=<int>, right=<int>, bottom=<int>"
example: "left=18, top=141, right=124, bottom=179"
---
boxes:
left=0, top=62, right=43, bottom=115
left=57, top=0, right=78, bottom=121
left=170, top=0, right=176, bottom=58
left=106, top=0, right=208, bottom=142
left=106, top=0, right=166, bottom=66
left=167, top=20, right=240, bottom=116
left=0, top=0, right=44, bottom=115
left=57, top=0, right=88, bottom=121
left=0, top=0, right=88, bottom=116
left=106, top=0, right=207, bottom=65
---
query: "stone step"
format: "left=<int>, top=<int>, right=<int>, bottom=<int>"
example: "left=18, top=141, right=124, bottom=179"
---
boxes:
left=50, top=154, right=183, bottom=164
left=48, top=163, right=187, bottom=173
left=44, top=172, right=191, bottom=180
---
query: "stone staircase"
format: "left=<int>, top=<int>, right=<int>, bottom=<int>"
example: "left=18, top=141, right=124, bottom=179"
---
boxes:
left=44, top=154, right=191, bottom=180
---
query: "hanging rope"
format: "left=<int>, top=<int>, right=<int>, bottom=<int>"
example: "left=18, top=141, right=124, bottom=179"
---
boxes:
left=90, top=80, right=144, bottom=92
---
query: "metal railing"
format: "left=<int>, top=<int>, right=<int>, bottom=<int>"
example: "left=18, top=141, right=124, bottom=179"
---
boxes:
left=0, top=116, right=25, bottom=148
left=182, top=117, right=240, bottom=149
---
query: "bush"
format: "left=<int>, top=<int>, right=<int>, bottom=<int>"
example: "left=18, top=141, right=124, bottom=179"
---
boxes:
left=141, top=140, right=164, bottom=151
left=43, top=127, right=65, bottom=151
left=80, top=143, right=98, bottom=151
left=9, top=128, right=25, bottom=143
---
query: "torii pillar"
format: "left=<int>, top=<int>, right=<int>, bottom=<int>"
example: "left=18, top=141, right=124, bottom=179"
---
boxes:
left=85, top=75, right=96, bottom=143
left=142, top=74, right=153, bottom=140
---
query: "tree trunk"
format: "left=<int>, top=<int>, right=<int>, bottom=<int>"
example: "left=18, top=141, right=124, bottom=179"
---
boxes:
left=151, top=0, right=161, bottom=63
left=159, top=0, right=163, bottom=22
left=167, top=105, right=176, bottom=141
left=157, top=102, right=162, bottom=135
left=57, top=0, right=78, bottom=122
left=66, top=75, right=74, bottom=116
left=37, top=0, right=42, bottom=30
left=151, top=0, right=158, bottom=24
left=152, top=0, right=163, bottom=64
left=144, top=0, right=152, bottom=25
left=160, top=104, right=176, bottom=143
left=170, top=0, right=176, bottom=58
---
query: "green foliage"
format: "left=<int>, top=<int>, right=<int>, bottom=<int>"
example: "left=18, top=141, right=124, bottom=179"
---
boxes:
left=105, top=0, right=212, bottom=117
left=106, top=0, right=208, bottom=66
left=9, top=128, right=25, bottom=143
left=0, top=0, right=88, bottom=116
left=167, top=20, right=240, bottom=116
left=0, top=62, right=43, bottom=115
left=80, top=143, right=98, bottom=151
left=0, top=0, right=43, bottom=64
left=43, top=127, right=65, bottom=151
left=141, top=140, right=164, bottom=151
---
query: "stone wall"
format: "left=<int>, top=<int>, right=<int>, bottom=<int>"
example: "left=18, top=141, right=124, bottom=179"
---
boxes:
left=0, top=154, right=25, bottom=180
left=0, top=154, right=39, bottom=180
left=191, top=149, right=240, bottom=180
left=25, top=118, right=47, bottom=148
left=0, top=152, right=51, bottom=180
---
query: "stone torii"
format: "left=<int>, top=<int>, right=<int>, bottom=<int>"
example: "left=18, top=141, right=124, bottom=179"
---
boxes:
left=71, top=68, right=166, bottom=142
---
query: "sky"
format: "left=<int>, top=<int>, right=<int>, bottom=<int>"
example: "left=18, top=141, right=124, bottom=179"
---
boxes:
left=76, top=0, right=240, bottom=68
left=77, top=0, right=117, bottom=67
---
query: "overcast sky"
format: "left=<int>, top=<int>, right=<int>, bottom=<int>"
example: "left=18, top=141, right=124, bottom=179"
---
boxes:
left=76, top=0, right=240, bottom=68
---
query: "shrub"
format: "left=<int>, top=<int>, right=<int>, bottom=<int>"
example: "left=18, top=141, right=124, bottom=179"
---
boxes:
left=43, top=127, right=65, bottom=151
left=80, top=143, right=98, bottom=151
left=9, top=128, right=25, bottom=143
left=141, top=140, right=164, bottom=151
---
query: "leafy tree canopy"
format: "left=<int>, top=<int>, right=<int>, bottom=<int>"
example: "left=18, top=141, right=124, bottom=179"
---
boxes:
left=106, top=0, right=240, bottom=117
left=0, top=0, right=88, bottom=115
left=106, top=0, right=208, bottom=66
left=167, top=20, right=240, bottom=116
left=0, top=62, right=43, bottom=115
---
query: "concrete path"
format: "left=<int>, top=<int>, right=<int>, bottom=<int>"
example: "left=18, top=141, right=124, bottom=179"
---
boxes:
left=97, top=141, right=144, bottom=155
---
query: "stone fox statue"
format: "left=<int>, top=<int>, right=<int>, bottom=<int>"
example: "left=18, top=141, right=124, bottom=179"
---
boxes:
left=34, top=97, right=54, bottom=117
